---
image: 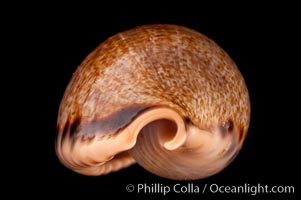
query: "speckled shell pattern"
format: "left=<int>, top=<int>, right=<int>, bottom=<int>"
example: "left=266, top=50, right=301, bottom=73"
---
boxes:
left=56, top=24, right=250, bottom=179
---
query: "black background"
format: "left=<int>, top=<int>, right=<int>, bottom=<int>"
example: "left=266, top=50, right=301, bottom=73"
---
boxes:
left=15, top=3, right=299, bottom=199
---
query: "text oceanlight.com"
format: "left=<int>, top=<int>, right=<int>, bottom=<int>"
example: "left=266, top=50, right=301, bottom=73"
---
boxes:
left=125, top=183, right=294, bottom=196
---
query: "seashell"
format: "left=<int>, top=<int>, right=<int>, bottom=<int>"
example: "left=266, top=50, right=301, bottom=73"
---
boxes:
left=56, top=24, right=250, bottom=180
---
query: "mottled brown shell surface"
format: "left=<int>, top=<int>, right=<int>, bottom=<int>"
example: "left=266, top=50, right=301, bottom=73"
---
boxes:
left=56, top=24, right=250, bottom=180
